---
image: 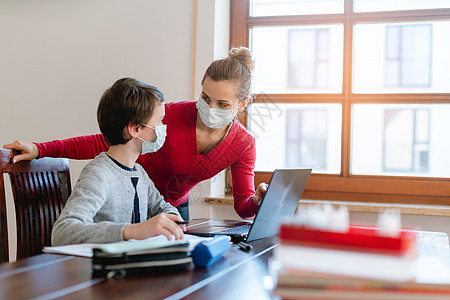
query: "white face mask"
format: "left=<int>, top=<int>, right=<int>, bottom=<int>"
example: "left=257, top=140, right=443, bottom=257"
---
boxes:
left=136, top=124, right=167, bottom=154
left=196, top=97, right=238, bottom=129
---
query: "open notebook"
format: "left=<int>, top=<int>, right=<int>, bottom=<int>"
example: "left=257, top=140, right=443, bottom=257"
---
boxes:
left=43, top=234, right=212, bottom=258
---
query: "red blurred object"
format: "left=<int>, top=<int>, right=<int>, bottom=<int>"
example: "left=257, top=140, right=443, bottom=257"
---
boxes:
left=279, top=224, right=417, bottom=256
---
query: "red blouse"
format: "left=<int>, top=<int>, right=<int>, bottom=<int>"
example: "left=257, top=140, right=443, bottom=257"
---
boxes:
left=36, top=101, right=258, bottom=219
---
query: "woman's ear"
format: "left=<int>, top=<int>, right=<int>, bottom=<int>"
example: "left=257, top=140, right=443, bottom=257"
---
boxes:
left=238, top=98, right=250, bottom=112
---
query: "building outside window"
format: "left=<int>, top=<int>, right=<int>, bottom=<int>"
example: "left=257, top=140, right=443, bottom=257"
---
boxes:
left=286, top=109, right=328, bottom=170
left=288, top=29, right=330, bottom=89
left=383, top=109, right=430, bottom=173
left=385, top=24, right=432, bottom=88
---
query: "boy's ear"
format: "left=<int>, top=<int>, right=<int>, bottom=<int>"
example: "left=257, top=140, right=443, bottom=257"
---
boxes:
left=127, top=123, right=141, bottom=139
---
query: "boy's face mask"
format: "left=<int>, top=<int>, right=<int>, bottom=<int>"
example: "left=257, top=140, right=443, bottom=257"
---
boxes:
left=136, top=124, right=167, bottom=154
left=196, top=97, right=239, bottom=129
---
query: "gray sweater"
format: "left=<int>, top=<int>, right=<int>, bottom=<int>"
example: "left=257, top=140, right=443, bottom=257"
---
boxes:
left=51, top=152, right=179, bottom=246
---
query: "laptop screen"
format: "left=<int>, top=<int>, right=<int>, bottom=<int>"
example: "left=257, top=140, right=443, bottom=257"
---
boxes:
left=246, top=168, right=311, bottom=242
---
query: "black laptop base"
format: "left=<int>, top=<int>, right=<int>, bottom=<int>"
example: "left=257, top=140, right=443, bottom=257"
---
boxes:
left=185, top=219, right=252, bottom=243
left=187, top=232, right=246, bottom=244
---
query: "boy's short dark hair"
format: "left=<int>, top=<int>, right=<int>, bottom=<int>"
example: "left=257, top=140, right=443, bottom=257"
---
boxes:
left=97, top=77, right=164, bottom=146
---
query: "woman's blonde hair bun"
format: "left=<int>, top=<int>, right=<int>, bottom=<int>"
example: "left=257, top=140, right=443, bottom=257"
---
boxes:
left=202, top=46, right=255, bottom=100
left=228, top=47, right=255, bottom=72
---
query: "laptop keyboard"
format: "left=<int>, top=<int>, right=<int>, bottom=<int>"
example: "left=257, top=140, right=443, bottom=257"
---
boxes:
left=210, top=224, right=251, bottom=235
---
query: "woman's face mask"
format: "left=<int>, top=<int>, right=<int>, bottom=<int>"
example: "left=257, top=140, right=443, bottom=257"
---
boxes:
left=136, top=124, right=167, bottom=154
left=196, top=97, right=239, bottom=129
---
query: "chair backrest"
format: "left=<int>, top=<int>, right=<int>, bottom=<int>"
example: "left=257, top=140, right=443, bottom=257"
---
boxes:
left=0, top=149, right=71, bottom=263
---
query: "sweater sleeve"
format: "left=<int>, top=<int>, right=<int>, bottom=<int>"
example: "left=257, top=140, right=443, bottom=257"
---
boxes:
left=36, top=134, right=109, bottom=159
left=51, top=166, right=126, bottom=246
left=231, top=138, right=259, bottom=219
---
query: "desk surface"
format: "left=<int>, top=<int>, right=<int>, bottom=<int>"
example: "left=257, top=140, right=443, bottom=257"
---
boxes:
left=0, top=227, right=449, bottom=300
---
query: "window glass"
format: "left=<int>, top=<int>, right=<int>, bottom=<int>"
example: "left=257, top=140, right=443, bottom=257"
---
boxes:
left=251, top=0, right=344, bottom=17
left=351, top=104, right=450, bottom=177
left=354, top=0, right=450, bottom=13
left=251, top=25, right=344, bottom=94
left=353, top=21, right=450, bottom=93
left=249, top=102, right=341, bottom=173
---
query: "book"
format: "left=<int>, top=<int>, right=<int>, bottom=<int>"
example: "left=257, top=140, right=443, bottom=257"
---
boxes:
left=273, top=286, right=450, bottom=300
left=276, top=267, right=450, bottom=293
left=274, top=244, right=417, bottom=282
left=272, top=257, right=450, bottom=299
left=279, top=224, right=417, bottom=256
left=43, top=234, right=212, bottom=258
left=271, top=223, right=450, bottom=299
left=43, top=243, right=99, bottom=258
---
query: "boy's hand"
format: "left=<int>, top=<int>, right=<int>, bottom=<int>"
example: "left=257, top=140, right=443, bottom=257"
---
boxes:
left=123, top=213, right=185, bottom=241
left=3, top=140, right=39, bottom=163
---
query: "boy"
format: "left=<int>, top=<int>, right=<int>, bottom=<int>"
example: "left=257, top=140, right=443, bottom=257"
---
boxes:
left=52, top=78, right=185, bottom=246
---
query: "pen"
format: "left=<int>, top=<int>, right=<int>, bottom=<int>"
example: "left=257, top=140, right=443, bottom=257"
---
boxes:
left=238, top=241, right=253, bottom=252
left=175, top=221, right=189, bottom=225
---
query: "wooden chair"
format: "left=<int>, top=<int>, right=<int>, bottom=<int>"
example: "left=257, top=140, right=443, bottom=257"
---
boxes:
left=0, top=149, right=71, bottom=263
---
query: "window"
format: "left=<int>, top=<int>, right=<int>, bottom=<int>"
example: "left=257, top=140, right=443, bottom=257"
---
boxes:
left=351, top=103, right=449, bottom=178
left=251, top=0, right=344, bottom=17
left=251, top=24, right=343, bottom=94
left=353, top=20, right=450, bottom=94
left=231, top=0, right=450, bottom=204
left=249, top=102, right=341, bottom=174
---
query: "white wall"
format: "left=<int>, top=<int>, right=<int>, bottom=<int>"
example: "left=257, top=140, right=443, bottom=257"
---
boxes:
left=188, top=0, right=238, bottom=220
left=0, top=0, right=196, bottom=181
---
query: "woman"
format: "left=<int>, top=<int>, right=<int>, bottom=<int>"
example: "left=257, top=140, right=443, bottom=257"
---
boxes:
left=4, top=47, right=267, bottom=221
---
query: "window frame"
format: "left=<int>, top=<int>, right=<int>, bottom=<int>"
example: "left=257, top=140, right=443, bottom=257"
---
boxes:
left=230, top=0, right=450, bottom=205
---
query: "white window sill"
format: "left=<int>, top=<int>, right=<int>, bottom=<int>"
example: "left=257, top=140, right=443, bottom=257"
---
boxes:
left=204, top=196, right=450, bottom=217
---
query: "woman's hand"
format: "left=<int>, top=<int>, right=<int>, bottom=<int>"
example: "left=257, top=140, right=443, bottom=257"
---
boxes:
left=253, top=182, right=268, bottom=205
left=122, top=213, right=186, bottom=241
left=3, top=140, right=39, bottom=163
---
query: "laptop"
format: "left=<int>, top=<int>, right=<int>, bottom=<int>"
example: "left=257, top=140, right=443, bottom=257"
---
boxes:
left=185, top=169, right=311, bottom=243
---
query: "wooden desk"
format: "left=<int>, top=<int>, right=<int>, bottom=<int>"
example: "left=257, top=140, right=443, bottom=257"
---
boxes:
left=0, top=231, right=448, bottom=299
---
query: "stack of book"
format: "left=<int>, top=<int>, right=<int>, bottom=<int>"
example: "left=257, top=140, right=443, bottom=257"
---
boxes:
left=272, top=223, right=450, bottom=299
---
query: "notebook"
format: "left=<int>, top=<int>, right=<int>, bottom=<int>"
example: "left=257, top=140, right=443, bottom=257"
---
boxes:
left=186, top=169, right=312, bottom=243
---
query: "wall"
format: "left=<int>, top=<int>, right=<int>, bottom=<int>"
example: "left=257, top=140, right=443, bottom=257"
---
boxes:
left=0, top=0, right=196, bottom=182
left=188, top=0, right=236, bottom=220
